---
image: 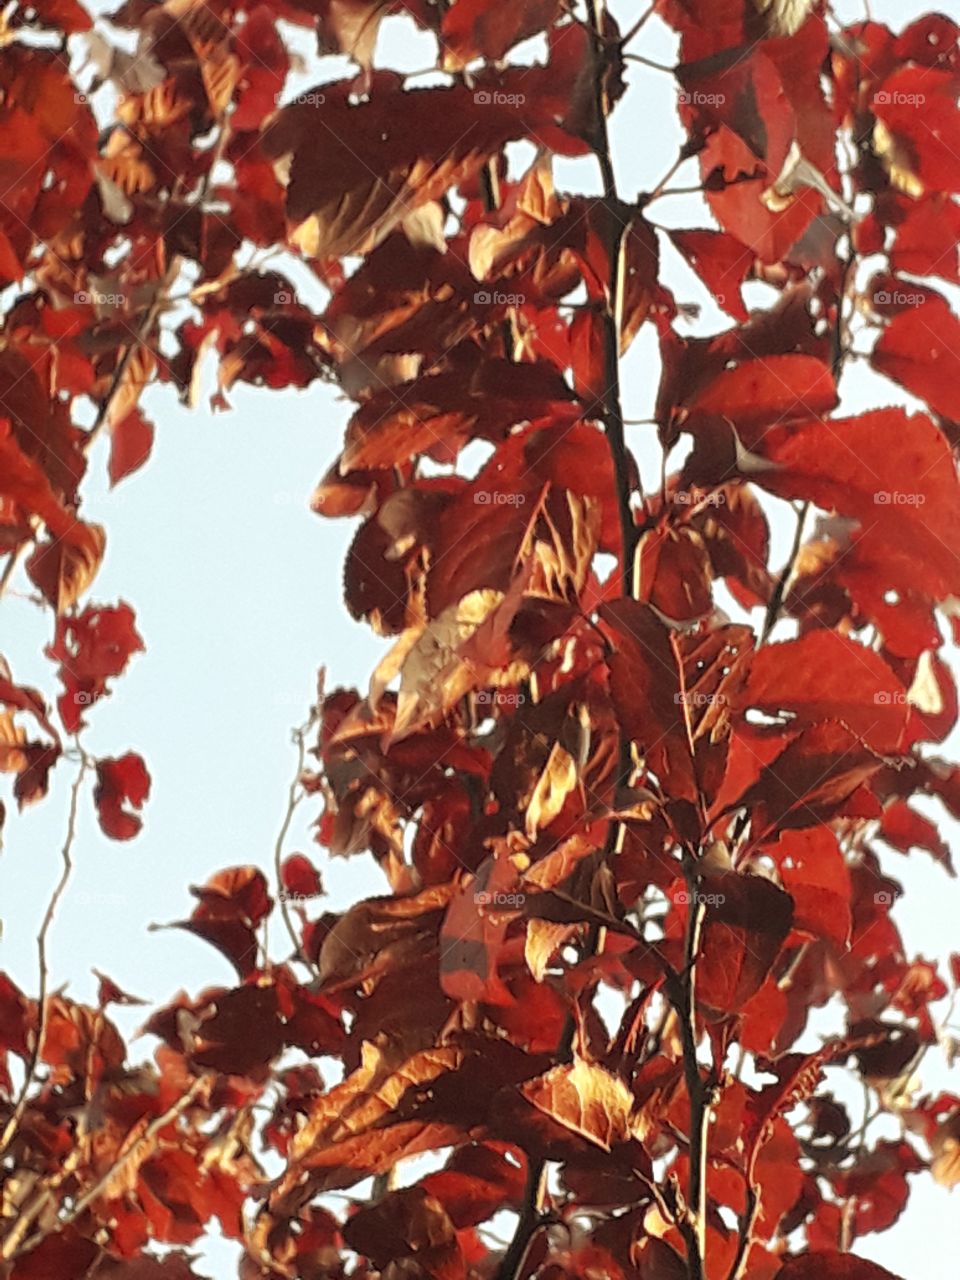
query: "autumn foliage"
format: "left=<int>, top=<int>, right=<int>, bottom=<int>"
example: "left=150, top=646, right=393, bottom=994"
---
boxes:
left=3, top=1, right=960, bottom=1279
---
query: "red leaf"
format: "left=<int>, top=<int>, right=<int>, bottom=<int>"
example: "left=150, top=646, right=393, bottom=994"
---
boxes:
left=281, top=853, right=324, bottom=899
left=879, top=800, right=954, bottom=874
left=871, top=297, right=960, bottom=420
left=94, top=752, right=151, bottom=840
left=684, top=354, right=838, bottom=441
left=233, top=7, right=290, bottom=132
left=766, top=827, right=852, bottom=950
left=732, top=630, right=909, bottom=755
left=637, top=523, right=713, bottom=623
left=94, top=968, right=148, bottom=1009
left=10, top=1230, right=99, bottom=1280
left=670, top=873, right=794, bottom=1014
left=440, top=856, right=518, bottom=1004
left=47, top=602, right=144, bottom=734
left=109, top=407, right=154, bottom=486
left=775, top=1252, right=905, bottom=1280
left=890, top=194, right=960, bottom=282
left=160, top=867, right=274, bottom=977
left=191, top=866, right=273, bottom=926
left=26, top=521, right=105, bottom=613
left=727, top=722, right=884, bottom=838
left=668, top=228, right=753, bottom=322
left=757, top=409, right=960, bottom=605
left=419, top=1143, right=527, bottom=1228
left=873, top=66, right=960, bottom=193
left=441, top=0, right=562, bottom=68
left=569, top=308, right=607, bottom=405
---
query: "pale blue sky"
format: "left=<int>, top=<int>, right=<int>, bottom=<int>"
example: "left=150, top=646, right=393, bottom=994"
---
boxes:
left=1, top=2, right=957, bottom=1275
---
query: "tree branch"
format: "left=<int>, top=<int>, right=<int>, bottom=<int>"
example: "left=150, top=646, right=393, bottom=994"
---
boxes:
left=274, top=695, right=323, bottom=974
left=589, top=0, right=640, bottom=597
left=497, top=9, right=649, bottom=1276
left=7, top=1074, right=211, bottom=1261
left=0, top=751, right=88, bottom=1164
left=759, top=500, right=809, bottom=645
left=673, top=855, right=711, bottom=1280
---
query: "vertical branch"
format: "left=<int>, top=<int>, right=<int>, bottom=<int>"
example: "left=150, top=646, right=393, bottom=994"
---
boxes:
left=589, top=0, right=640, bottom=597
left=0, top=752, right=88, bottom=1161
left=499, top=7, right=649, bottom=1279
left=672, top=853, right=710, bottom=1280
left=595, top=3, right=713, bottom=1276
left=759, top=500, right=809, bottom=645
left=273, top=707, right=322, bottom=974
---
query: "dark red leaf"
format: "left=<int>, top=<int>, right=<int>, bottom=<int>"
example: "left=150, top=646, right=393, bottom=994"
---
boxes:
left=94, top=753, right=151, bottom=840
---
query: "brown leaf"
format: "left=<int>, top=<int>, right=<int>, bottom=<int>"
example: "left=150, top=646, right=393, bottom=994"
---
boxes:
left=524, top=918, right=574, bottom=983
left=775, top=1252, right=905, bottom=1280
left=26, top=522, right=105, bottom=613
left=343, top=1186, right=465, bottom=1280
left=521, top=1057, right=634, bottom=1150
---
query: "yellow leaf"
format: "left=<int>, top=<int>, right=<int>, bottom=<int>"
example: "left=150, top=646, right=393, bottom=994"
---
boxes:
left=27, top=522, right=106, bottom=613
left=525, top=741, right=577, bottom=840
left=521, top=1057, right=635, bottom=1150
left=524, top=918, right=574, bottom=982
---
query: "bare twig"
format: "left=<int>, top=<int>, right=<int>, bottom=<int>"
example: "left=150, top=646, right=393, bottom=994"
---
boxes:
left=8, top=1074, right=211, bottom=1261
left=0, top=539, right=31, bottom=602
left=0, top=751, right=89, bottom=1162
left=673, top=854, right=711, bottom=1280
left=273, top=699, right=323, bottom=973
left=759, top=500, right=809, bottom=645
left=620, top=2, right=656, bottom=47
left=589, top=0, right=641, bottom=596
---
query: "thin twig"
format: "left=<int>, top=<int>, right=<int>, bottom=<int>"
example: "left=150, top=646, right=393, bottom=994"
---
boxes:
left=759, top=500, right=809, bottom=645
left=726, top=1177, right=759, bottom=1280
left=674, top=854, right=710, bottom=1280
left=620, top=2, right=656, bottom=47
left=623, top=53, right=675, bottom=72
left=589, top=0, right=641, bottom=594
left=274, top=704, right=323, bottom=973
left=0, top=539, right=31, bottom=602
left=0, top=752, right=88, bottom=1164
left=497, top=7, right=648, bottom=1276
left=9, top=1074, right=211, bottom=1261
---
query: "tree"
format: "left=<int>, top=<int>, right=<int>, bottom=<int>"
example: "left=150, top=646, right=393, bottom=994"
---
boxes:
left=1, top=0, right=960, bottom=1277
